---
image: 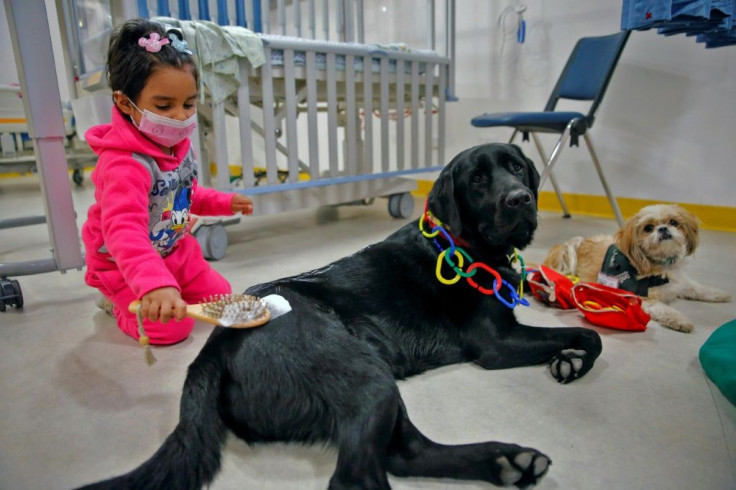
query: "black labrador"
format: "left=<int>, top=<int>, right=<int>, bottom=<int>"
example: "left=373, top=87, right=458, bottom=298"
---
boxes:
left=79, top=143, right=602, bottom=490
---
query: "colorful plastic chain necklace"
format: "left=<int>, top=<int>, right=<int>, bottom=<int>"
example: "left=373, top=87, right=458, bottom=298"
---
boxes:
left=419, top=201, right=529, bottom=309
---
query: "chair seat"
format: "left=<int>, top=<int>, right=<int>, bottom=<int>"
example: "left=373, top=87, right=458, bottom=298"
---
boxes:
left=470, top=111, right=586, bottom=134
left=469, top=31, right=629, bottom=227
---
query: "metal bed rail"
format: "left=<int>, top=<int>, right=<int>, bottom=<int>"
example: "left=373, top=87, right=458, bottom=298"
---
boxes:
left=1, top=0, right=85, bottom=310
left=202, top=35, right=450, bottom=206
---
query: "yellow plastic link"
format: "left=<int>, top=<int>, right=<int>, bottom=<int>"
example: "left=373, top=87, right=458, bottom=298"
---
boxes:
left=508, top=248, right=526, bottom=300
left=435, top=250, right=464, bottom=285
left=419, top=212, right=442, bottom=238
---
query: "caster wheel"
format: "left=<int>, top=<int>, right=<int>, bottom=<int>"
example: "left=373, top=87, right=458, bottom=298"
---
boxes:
left=195, top=224, right=228, bottom=261
left=1, top=278, right=23, bottom=311
left=388, top=192, right=415, bottom=219
left=10, top=280, right=22, bottom=308
left=72, top=169, right=84, bottom=186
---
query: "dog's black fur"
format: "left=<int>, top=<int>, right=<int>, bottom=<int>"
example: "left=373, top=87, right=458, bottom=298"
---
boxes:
left=78, top=143, right=602, bottom=490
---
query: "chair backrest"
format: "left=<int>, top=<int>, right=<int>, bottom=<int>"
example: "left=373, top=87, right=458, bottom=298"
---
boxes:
left=544, top=31, right=630, bottom=126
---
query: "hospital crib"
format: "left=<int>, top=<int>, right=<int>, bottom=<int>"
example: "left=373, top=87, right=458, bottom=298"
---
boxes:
left=0, top=84, right=95, bottom=184
left=63, top=0, right=456, bottom=257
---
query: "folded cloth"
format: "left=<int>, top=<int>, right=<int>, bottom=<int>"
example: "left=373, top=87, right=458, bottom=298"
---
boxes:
left=621, top=0, right=736, bottom=48
left=154, top=17, right=266, bottom=103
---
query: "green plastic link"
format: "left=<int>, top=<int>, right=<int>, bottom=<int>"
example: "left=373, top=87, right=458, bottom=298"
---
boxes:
left=448, top=247, right=478, bottom=278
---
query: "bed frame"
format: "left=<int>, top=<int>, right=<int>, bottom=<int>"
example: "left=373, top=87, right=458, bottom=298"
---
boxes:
left=207, top=36, right=452, bottom=218
left=67, top=1, right=455, bottom=218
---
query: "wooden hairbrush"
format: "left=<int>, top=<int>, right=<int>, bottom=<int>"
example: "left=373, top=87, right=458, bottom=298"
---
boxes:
left=128, top=293, right=271, bottom=329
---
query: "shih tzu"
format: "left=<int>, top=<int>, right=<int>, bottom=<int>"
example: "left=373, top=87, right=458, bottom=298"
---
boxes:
left=543, top=204, right=731, bottom=333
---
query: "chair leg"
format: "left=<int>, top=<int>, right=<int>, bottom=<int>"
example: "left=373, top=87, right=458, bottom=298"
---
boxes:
left=535, top=127, right=573, bottom=222
left=538, top=126, right=570, bottom=189
left=508, top=130, right=519, bottom=144
left=530, top=132, right=571, bottom=218
left=582, top=133, right=625, bottom=228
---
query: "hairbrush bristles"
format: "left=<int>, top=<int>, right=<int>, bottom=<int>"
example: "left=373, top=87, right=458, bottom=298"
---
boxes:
left=200, top=294, right=268, bottom=326
left=128, top=294, right=270, bottom=332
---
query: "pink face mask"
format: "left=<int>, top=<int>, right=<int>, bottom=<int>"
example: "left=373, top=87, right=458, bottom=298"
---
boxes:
left=127, top=98, right=197, bottom=148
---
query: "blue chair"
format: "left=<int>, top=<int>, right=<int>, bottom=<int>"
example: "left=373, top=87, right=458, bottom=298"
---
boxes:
left=471, top=31, right=630, bottom=227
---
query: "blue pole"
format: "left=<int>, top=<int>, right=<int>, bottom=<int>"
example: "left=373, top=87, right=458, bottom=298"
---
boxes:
left=178, top=0, right=192, bottom=20
left=156, top=0, right=170, bottom=17
left=235, top=0, right=247, bottom=27
left=253, top=0, right=262, bottom=32
left=137, top=0, right=150, bottom=18
left=198, top=0, right=210, bottom=20
left=217, top=0, right=229, bottom=25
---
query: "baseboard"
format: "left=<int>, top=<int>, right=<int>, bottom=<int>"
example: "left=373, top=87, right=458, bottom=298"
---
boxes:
left=537, top=192, right=736, bottom=232
left=6, top=169, right=729, bottom=232
left=413, top=182, right=735, bottom=233
left=412, top=180, right=435, bottom=197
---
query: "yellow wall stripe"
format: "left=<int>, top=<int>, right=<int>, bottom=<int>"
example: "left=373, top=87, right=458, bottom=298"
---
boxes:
left=2, top=170, right=731, bottom=232
left=413, top=181, right=735, bottom=233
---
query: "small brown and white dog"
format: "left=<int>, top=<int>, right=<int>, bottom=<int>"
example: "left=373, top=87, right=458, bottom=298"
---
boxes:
left=543, top=204, right=731, bottom=333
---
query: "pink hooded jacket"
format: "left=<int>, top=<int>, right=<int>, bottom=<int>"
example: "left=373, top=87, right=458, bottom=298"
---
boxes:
left=82, top=107, right=234, bottom=298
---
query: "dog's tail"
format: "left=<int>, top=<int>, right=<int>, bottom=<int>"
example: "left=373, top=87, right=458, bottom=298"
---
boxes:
left=76, top=354, right=227, bottom=490
left=542, top=236, right=585, bottom=276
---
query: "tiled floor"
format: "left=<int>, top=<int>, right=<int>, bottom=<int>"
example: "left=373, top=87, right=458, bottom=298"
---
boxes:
left=1, top=174, right=734, bottom=489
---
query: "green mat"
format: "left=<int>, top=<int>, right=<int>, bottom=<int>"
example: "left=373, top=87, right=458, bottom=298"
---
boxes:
left=699, top=319, right=736, bottom=407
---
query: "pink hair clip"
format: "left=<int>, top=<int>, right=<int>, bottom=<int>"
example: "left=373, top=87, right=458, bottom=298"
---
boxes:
left=138, top=32, right=170, bottom=53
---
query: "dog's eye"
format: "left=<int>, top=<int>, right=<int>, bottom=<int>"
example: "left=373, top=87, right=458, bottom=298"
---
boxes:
left=669, top=219, right=679, bottom=227
left=643, top=224, right=655, bottom=233
left=471, top=174, right=483, bottom=184
left=511, top=162, right=524, bottom=173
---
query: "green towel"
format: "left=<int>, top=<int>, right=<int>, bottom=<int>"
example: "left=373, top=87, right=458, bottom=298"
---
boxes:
left=154, top=17, right=266, bottom=104
left=699, top=319, right=736, bottom=407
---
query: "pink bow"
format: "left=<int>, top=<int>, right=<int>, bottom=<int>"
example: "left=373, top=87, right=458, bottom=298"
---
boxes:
left=138, top=33, right=170, bottom=53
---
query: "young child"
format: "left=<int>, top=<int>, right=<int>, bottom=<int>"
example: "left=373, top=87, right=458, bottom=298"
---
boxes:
left=82, top=18, right=253, bottom=345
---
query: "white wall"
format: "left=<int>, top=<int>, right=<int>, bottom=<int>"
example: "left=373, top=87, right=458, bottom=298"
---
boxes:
left=456, top=1, right=736, bottom=208
left=365, top=0, right=736, bottom=208
left=2, top=0, right=735, bottom=207
left=1, top=1, right=70, bottom=100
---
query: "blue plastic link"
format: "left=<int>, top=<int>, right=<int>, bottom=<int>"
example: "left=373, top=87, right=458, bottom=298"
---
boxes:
left=433, top=226, right=455, bottom=254
left=492, top=279, right=530, bottom=308
left=421, top=211, right=527, bottom=310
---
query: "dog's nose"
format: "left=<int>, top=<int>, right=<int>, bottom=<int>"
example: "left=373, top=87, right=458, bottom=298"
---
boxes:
left=504, top=189, right=533, bottom=209
left=658, top=226, right=672, bottom=240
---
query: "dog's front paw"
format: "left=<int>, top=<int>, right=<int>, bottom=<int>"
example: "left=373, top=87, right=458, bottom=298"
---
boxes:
left=493, top=449, right=550, bottom=488
left=710, top=291, right=732, bottom=303
left=659, top=318, right=694, bottom=333
left=549, top=349, right=589, bottom=384
left=646, top=302, right=694, bottom=333
left=655, top=310, right=694, bottom=333
left=680, top=284, right=731, bottom=303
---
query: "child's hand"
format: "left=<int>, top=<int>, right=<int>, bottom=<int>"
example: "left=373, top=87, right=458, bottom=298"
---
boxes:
left=231, top=194, right=253, bottom=215
left=141, top=287, right=187, bottom=323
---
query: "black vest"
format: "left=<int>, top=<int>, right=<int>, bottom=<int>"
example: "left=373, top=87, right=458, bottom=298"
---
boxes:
left=598, top=245, right=669, bottom=297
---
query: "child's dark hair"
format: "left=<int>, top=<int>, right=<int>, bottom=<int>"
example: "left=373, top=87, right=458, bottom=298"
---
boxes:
left=106, top=18, right=198, bottom=103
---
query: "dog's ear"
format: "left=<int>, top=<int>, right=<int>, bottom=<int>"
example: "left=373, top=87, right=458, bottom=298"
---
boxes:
left=427, top=164, right=462, bottom=232
left=615, top=220, right=652, bottom=275
left=677, top=206, right=700, bottom=256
